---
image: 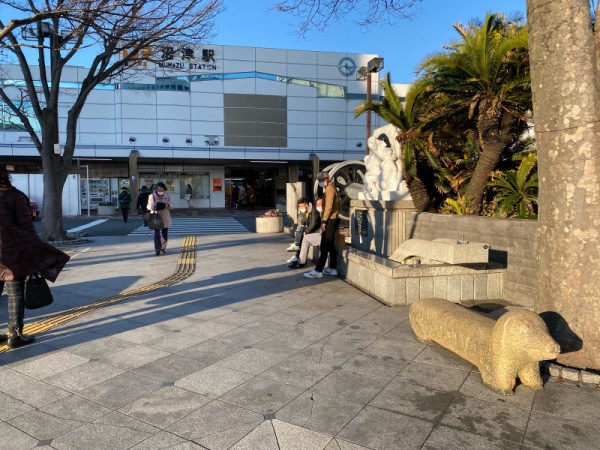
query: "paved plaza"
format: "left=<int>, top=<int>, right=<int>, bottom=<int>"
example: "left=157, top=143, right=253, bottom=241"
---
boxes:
left=1, top=231, right=599, bottom=449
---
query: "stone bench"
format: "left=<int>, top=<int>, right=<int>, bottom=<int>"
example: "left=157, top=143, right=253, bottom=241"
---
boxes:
left=389, top=238, right=490, bottom=265
left=336, top=246, right=504, bottom=306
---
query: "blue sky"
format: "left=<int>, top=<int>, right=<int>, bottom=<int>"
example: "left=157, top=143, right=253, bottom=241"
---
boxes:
left=215, top=0, right=526, bottom=83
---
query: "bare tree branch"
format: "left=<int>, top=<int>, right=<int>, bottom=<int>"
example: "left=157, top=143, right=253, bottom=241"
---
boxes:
left=272, top=0, right=423, bottom=35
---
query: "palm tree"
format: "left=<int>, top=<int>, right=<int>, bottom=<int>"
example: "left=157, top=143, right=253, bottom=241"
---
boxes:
left=417, top=13, right=531, bottom=214
left=487, top=152, right=538, bottom=218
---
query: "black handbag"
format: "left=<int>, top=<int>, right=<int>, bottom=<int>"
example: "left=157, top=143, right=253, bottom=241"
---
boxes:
left=25, top=273, right=54, bottom=309
left=148, top=213, right=164, bottom=230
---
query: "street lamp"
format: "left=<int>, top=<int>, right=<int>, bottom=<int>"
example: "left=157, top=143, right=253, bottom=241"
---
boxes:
left=357, top=57, right=384, bottom=155
left=204, top=135, right=219, bottom=157
left=22, top=22, right=61, bottom=155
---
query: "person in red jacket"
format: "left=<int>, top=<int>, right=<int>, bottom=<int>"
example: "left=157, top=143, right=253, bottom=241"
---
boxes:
left=0, top=165, right=70, bottom=349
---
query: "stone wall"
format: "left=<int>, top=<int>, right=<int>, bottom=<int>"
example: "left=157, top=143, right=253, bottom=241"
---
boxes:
left=405, top=213, right=537, bottom=309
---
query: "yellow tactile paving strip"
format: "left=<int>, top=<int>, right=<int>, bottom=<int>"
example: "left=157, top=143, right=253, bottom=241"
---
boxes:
left=0, top=235, right=197, bottom=354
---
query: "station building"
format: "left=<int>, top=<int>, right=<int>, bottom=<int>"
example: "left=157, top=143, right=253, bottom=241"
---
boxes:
left=0, top=44, right=390, bottom=211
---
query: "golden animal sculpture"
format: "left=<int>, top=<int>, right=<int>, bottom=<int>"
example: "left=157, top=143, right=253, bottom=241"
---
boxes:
left=409, top=298, right=560, bottom=395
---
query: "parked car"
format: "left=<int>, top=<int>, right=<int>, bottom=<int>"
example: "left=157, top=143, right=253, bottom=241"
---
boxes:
left=29, top=200, right=40, bottom=220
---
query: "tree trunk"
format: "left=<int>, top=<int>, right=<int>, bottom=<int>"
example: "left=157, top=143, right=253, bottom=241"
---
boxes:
left=465, top=100, right=507, bottom=214
left=39, top=109, right=68, bottom=241
left=404, top=169, right=431, bottom=212
left=528, top=0, right=600, bottom=369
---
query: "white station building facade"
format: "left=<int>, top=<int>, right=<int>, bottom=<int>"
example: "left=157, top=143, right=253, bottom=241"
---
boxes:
left=0, top=44, right=387, bottom=211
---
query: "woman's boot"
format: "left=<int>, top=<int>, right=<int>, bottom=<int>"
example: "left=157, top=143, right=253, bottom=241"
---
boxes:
left=7, top=327, right=35, bottom=349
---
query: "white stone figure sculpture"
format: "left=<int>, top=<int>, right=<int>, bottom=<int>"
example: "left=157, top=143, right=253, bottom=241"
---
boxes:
left=360, top=124, right=411, bottom=201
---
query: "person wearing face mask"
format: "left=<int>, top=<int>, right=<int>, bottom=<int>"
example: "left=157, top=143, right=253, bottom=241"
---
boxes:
left=304, top=171, right=341, bottom=278
left=147, top=182, right=174, bottom=256
left=289, top=197, right=323, bottom=269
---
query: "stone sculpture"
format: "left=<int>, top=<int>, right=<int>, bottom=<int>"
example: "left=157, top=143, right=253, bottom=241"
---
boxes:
left=360, top=124, right=411, bottom=201
left=409, top=298, right=560, bottom=395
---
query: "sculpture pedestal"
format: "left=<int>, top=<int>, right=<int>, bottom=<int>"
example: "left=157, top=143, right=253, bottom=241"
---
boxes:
left=350, top=199, right=416, bottom=258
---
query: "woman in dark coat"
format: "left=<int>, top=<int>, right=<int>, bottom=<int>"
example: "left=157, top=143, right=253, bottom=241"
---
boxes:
left=0, top=165, right=70, bottom=349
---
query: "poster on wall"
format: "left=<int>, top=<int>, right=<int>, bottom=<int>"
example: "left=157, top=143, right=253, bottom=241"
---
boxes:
left=212, top=178, right=222, bottom=192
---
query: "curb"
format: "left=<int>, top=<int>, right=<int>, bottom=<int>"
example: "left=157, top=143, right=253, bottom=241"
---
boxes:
left=542, top=362, right=600, bottom=387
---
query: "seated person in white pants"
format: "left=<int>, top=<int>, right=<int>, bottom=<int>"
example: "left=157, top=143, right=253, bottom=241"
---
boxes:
left=289, top=197, right=323, bottom=269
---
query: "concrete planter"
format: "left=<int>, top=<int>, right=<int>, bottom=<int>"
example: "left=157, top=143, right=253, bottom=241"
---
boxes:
left=256, top=216, right=283, bottom=233
left=97, top=205, right=116, bottom=215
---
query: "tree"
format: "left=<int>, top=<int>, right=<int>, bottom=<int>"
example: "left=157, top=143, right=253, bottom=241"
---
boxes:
left=527, top=0, right=600, bottom=370
left=417, top=13, right=531, bottom=214
left=273, top=0, right=423, bottom=35
left=486, top=152, right=538, bottom=219
left=0, top=0, right=223, bottom=240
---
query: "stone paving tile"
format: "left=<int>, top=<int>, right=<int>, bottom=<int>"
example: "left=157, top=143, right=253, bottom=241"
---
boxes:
left=51, top=411, right=159, bottom=450
left=155, top=316, right=205, bottom=332
left=217, top=348, right=287, bottom=375
left=531, top=379, right=600, bottom=425
left=384, top=319, right=420, bottom=343
left=187, top=305, right=237, bottom=321
left=175, top=364, right=254, bottom=398
left=370, top=378, right=455, bottom=422
left=338, top=405, right=434, bottom=450
left=324, top=301, right=382, bottom=322
left=439, top=394, right=530, bottom=443
left=175, top=338, right=242, bottom=364
left=397, top=360, right=471, bottom=392
left=167, top=399, right=264, bottom=449
left=7, top=394, right=112, bottom=441
left=422, top=425, right=517, bottom=449
left=242, top=317, right=296, bottom=334
left=43, top=361, right=125, bottom=393
left=129, top=431, right=203, bottom=449
left=219, top=376, right=304, bottom=415
left=0, top=368, right=70, bottom=408
left=43, top=333, right=135, bottom=359
left=11, top=351, right=89, bottom=380
left=132, top=353, right=210, bottom=383
left=179, top=320, right=237, bottom=340
left=523, top=410, right=600, bottom=450
left=99, top=344, right=171, bottom=370
left=229, top=420, right=280, bottom=450
left=77, top=371, right=164, bottom=409
left=260, top=354, right=334, bottom=389
left=111, top=324, right=172, bottom=344
left=144, top=330, right=210, bottom=353
left=323, top=438, right=372, bottom=450
left=362, top=335, right=426, bottom=361
left=276, top=391, right=364, bottom=436
left=254, top=333, right=320, bottom=357
left=0, top=391, right=34, bottom=421
left=310, top=369, right=389, bottom=405
left=0, top=421, right=39, bottom=450
left=294, top=332, right=379, bottom=368
left=119, top=386, right=211, bottom=428
left=342, top=351, right=410, bottom=380
left=414, top=344, right=474, bottom=371
left=0, top=342, right=58, bottom=369
left=459, top=371, right=536, bottom=410
left=273, top=419, right=333, bottom=449
left=212, top=311, right=269, bottom=327
left=212, top=327, right=274, bottom=347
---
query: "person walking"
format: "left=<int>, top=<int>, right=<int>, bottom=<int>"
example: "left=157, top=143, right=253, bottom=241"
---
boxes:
left=246, top=182, right=257, bottom=210
left=185, top=184, right=193, bottom=209
left=147, top=182, right=173, bottom=256
left=304, top=171, right=341, bottom=278
left=118, top=187, right=131, bottom=223
left=136, top=186, right=151, bottom=227
left=0, top=165, right=70, bottom=349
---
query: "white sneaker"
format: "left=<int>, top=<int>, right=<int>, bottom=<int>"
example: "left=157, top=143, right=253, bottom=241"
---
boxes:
left=323, top=268, right=338, bottom=276
left=287, top=255, right=298, bottom=264
left=303, top=269, right=323, bottom=279
left=286, top=243, right=297, bottom=252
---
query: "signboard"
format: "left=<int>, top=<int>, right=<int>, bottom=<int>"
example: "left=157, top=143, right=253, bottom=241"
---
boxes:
left=212, top=178, right=222, bottom=192
left=355, top=210, right=368, bottom=237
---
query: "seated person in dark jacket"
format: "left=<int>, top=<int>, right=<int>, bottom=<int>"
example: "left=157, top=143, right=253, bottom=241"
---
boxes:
left=288, top=197, right=322, bottom=269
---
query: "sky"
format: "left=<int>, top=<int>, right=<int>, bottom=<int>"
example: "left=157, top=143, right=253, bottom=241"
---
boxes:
left=214, top=0, right=527, bottom=84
